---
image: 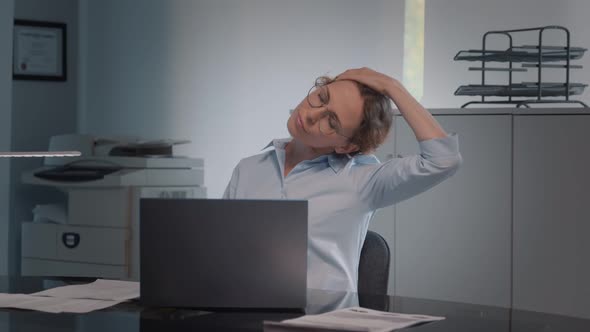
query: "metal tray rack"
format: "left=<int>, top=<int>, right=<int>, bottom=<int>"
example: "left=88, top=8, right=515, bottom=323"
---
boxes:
left=454, top=26, right=588, bottom=108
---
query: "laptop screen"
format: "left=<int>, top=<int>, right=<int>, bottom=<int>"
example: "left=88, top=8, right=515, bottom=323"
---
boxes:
left=140, top=198, right=308, bottom=309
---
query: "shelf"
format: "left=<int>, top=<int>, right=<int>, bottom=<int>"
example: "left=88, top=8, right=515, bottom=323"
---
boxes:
left=455, top=83, right=587, bottom=97
left=454, top=46, right=586, bottom=63
left=521, top=63, right=583, bottom=69
left=468, top=67, right=527, bottom=72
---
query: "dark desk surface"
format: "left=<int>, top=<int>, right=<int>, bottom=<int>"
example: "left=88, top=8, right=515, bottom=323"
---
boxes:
left=1, top=276, right=589, bottom=332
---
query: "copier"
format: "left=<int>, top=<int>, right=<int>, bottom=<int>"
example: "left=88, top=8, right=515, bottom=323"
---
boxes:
left=20, top=134, right=206, bottom=281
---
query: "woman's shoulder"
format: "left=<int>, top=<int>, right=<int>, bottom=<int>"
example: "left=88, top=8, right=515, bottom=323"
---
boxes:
left=235, top=138, right=289, bottom=168
left=351, top=153, right=380, bottom=165
left=235, top=149, right=277, bottom=170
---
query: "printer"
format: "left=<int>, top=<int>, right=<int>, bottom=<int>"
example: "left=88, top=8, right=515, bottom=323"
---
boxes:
left=20, top=134, right=206, bottom=280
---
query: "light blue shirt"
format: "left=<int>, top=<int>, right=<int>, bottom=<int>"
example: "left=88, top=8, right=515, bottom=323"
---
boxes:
left=223, top=134, right=462, bottom=292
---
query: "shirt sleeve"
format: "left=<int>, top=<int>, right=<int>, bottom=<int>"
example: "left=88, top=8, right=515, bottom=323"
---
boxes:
left=357, top=133, right=463, bottom=210
left=222, top=163, right=240, bottom=199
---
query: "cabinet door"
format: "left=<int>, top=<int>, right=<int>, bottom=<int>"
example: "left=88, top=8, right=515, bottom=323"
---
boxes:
left=513, top=115, right=590, bottom=319
left=395, top=115, right=512, bottom=307
left=370, top=130, right=396, bottom=295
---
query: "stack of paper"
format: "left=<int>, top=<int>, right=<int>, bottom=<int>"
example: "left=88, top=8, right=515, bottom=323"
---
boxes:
left=264, top=307, right=445, bottom=332
left=0, top=279, right=139, bottom=313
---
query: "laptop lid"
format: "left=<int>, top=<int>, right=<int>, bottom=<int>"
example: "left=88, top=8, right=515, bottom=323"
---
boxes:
left=140, top=199, right=308, bottom=309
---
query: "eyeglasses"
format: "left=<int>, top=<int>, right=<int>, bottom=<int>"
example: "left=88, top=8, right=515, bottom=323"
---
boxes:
left=306, top=78, right=353, bottom=140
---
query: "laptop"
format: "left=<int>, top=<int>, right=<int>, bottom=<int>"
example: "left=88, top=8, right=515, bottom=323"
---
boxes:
left=139, top=198, right=308, bottom=310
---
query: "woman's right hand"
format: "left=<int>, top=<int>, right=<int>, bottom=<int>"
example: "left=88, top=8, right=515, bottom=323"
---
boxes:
left=335, top=67, right=399, bottom=98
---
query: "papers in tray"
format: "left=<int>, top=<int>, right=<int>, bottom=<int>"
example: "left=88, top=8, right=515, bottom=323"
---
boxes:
left=264, top=306, right=445, bottom=332
left=453, top=46, right=587, bottom=62
left=0, top=279, right=139, bottom=314
left=454, top=83, right=587, bottom=97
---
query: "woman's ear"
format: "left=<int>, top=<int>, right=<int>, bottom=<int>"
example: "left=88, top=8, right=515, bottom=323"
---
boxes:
left=335, top=142, right=360, bottom=155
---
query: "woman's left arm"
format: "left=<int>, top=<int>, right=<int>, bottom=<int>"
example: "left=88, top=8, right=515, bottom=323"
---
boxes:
left=338, top=68, right=461, bottom=209
left=336, top=67, right=446, bottom=141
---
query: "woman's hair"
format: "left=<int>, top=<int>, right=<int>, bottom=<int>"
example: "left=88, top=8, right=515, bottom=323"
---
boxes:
left=317, top=76, right=394, bottom=154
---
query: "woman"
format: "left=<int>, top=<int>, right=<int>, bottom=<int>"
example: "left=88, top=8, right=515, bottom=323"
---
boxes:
left=224, top=67, right=462, bottom=292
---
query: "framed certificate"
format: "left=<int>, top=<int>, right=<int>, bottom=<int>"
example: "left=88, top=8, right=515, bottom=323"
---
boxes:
left=13, top=19, right=67, bottom=81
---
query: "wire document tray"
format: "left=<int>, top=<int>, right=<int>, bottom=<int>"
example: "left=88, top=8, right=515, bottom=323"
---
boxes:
left=454, top=46, right=587, bottom=63
left=455, top=83, right=587, bottom=97
left=453, top=26, right=588, bottom=108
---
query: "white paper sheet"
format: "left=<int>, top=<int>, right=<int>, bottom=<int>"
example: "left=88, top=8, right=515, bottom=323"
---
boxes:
left=0, top=293, right=123, bottom=313
left=264, top=307, right=445, bottom=332
left=32, top=279, right=140, bottom=301
left=0, top=279, right=138, bottom=313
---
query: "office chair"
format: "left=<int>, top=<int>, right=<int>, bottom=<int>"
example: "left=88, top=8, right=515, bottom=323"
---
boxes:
left=358, top=230, right=390, bottom=295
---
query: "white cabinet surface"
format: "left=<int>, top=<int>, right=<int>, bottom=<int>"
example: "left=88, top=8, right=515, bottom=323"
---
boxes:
left=21, top=184, right=206, bottom=280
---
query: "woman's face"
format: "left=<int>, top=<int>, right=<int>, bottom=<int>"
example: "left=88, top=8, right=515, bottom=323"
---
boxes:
left=287, top=80, right=364, bottom=152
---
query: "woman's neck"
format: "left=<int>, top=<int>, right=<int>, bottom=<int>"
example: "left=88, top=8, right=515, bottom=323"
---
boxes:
left=284, top=139, right=333, bottom=173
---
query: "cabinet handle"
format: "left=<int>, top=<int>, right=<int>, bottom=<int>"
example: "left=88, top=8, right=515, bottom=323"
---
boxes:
left=62, top=232, right=80, bottom=249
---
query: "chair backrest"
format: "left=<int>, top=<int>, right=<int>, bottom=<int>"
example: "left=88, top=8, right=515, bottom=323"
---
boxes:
left=358, top=230, right=391, bottom=295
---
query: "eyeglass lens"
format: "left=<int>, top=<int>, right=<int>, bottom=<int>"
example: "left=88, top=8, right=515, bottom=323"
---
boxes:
left=307, top=85, right=329, bottom=108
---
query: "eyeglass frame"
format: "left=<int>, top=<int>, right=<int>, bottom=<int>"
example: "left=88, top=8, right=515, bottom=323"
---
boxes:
left=306, top=79, right=354, bottom=140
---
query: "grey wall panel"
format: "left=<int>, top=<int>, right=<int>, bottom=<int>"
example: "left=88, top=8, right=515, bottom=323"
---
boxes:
left=513, top=115, right=590, bottom=319
left=395, top=115, right=512, bottom=307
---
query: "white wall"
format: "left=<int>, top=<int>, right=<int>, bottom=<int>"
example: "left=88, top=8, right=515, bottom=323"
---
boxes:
left=9, top=0, right=78, bottom=275
left=80, top=0, right=405, bottom=198
left=0, top=0, right=15, bottom=276
left=80, top=0, right=590, bottom=197
left=422, top=0, right=590, bottom=108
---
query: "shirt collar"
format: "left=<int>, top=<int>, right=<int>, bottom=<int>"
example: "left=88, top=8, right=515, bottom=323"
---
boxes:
left=352, top=153, right=380, bottom=165
left=262, top=138, right=291, bottom=151
left=262, top=138, right=356, bottom=174
left=262, top=138, right=380, bottom=171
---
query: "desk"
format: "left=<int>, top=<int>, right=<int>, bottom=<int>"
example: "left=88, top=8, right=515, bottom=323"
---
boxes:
left=1, top=277, right=589, bottom=331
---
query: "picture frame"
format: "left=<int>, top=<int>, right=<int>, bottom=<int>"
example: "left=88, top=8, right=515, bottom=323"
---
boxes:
left=12, top=19, right=67, bottom=81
